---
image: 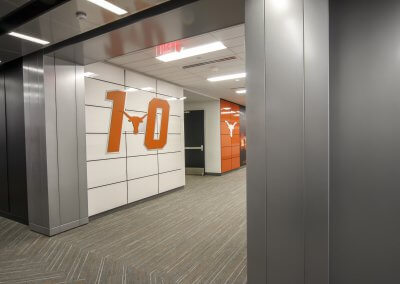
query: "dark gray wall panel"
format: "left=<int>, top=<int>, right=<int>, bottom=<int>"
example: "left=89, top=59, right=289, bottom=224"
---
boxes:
left=4, top=58, right=28, bottom=223
left=304, top=0, right=329, bottom=283
left=330, top=0, right=400, bottom=283
left=245, top=0, right=267, bottom=282
left=265, top=0, right=305, bottom=282
left=246, top=0, right=330, bottom=282
left=0, top=72, right=8, bottom=213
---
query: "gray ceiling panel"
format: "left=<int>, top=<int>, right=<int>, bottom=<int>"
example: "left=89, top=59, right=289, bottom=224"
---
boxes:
left=0, top=0, right=171, bottom=64
left=0, top=0, right=30, bottom=18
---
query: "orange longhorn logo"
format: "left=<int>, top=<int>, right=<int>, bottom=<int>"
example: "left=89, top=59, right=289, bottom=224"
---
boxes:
left=123, top=112, right=147, bottom=134
left=106, top=90, right=170, bottom=152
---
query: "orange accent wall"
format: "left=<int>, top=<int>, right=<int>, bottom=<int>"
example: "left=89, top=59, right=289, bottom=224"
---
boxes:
left=220, top=99, right=242, bottom=173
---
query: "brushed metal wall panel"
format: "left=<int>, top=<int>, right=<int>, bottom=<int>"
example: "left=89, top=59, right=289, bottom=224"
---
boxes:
left=23, top=53, right=51, bottom=229
left=304, top=0, right=329, bottom=283
left=55, top=58, right=81, bottom=225
left=25, top=54, right=88, bottom=235
left=0, top=72, right=9, bottom=213
left=245, top=0, right=267, bottom=282
left=265, top=0, right=305, bottom=282
left=75, top=65, right=88, bottom=220
left=330, top=0, right=400, bottom=282
left=43, top=55, right=61, bottom=229
left=246, top=0, right=330, bottom=282
left=4, top=58, right=28, bottom=223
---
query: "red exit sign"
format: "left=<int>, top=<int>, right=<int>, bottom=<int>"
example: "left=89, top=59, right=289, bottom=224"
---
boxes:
left=156, top=41, right=182, bottom=56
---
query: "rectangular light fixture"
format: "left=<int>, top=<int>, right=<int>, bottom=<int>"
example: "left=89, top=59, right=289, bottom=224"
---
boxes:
left=156, top=42, right=227, bottom=62
left=236, top=89, right=247, bottom=94
left=125, top=87, right=138, bottom=92
left=83, top=72, right=98, bottom=77
left=8, top=32, right=49, bottom=45
left=207, top=72, right=246, bottom=82
left=167, top=97, right=187, bottom=101
left=87, top=0, right=127, bottom=15
left=141, top=87, right=154, bottom=91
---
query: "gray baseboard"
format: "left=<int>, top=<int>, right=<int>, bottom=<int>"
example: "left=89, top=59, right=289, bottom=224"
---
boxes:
left=30, top=218, right=89, bottom=236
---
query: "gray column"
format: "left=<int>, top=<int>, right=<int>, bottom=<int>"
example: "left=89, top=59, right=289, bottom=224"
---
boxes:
left=330, top=0, right=400, bottom=283
left=246, top=0, right=329, bottom=283
left=23, top=53, right=88, bottom=236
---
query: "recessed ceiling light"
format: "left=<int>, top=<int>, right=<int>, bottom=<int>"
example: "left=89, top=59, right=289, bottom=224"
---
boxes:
left=87, top=0, right=127, bottom=15
left=8, top=32, right=49, bottom=45
left=156, top=42, right=227, bottom=62
left=141, top=87, right=154, bottom=91
left=83, top=72, right=98, bottom=77
left=207, top=73, right=246, bottom=82
left=167, top=97, right=187, bottom=101
left=125, top=88, right=138, bottom=92
left=236, top=89, right=247, bottom=94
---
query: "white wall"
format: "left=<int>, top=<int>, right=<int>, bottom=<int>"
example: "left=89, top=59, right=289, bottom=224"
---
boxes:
left=84, top=62, right=185, bottom=216
left=184, top=100, right=221, bottom=174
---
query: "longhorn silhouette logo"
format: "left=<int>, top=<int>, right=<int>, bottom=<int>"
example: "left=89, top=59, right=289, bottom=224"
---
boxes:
left=123, top=111, right=147, bottom=134
left=225, top=121, right=237, bottom=138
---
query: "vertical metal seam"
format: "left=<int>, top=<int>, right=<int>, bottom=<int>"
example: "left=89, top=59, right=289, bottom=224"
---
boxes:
left=3, top=70, right=11, bottom=213
left=54, top=56, right=62, bottom=227
left=156, top=80, right=160, bottom=194
left=74, top=64, right=81, bottom=220
left=263, top=0, right=268, bottom=282
left=327, top=0, right=331, bottom=281
left=302, top=0, right=307, bottom=283
left=124, top=69, right=129, bottom=204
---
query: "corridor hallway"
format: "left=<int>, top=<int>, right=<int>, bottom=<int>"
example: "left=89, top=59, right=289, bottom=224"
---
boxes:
left=0, top=169, right=247, bottom=283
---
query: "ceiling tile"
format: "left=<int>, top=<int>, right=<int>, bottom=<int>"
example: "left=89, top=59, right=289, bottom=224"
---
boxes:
left=222, top=36, right=245, bottom=48
left=106, top=23, right=247, bottom=105
left=237, top=52, right=246, bottom=60
left=230, top=45, right=246, bottom=54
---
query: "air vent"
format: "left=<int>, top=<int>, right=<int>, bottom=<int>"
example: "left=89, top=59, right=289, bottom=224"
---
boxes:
left=182, top=56, right=237, bottom=69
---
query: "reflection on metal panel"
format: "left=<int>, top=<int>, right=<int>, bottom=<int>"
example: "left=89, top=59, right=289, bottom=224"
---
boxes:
left=51, top=0, right=244, bottom=65
left=0, top=0, right=172, bottom=64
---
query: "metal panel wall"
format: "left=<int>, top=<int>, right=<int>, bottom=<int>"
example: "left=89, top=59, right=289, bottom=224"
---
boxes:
left=330, top=0, right=400, bottom=283
left=0, top=71, right=8, bottom=213
left=54, top=59, right=81, bottom=225
left=304, top=0, right=330, bottom=282
left=24, top=53, right=50, bottom=229
left=24, top=53, right=88, bottom=236
left=4, top=58, right=28, bottom=223
left=245, top=0, right=267, bottom=281
left=246, top=0, right=329, bottom=283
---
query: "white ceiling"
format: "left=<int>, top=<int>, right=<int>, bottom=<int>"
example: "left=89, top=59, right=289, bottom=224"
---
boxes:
left=107, top=24, right=246, bottom=105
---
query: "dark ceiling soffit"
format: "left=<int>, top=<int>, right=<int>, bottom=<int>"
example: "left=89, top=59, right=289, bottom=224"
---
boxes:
left=0, top=0, right=71, bottom=35
left=43, top=0, right=199, bottom=54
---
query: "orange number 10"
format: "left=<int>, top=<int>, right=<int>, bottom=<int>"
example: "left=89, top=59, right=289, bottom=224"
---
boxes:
left=107, top=91, right=170, bottom=152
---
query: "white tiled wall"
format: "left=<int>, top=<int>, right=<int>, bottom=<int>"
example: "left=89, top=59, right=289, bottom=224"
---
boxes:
left=85, top=62, right=185, bottom=216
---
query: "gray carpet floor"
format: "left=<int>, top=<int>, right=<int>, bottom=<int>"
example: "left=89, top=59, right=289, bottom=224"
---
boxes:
left=0, top=168, right=247, bottom=283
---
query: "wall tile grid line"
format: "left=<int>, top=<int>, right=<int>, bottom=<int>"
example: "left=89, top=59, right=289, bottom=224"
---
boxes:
left=85, top=63, right=185, bottom=216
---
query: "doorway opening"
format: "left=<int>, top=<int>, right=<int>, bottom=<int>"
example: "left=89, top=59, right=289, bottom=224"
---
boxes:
left=80, top=23, right=248, bottom=282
